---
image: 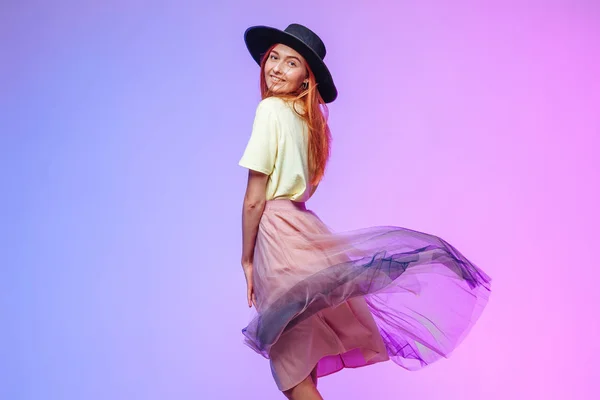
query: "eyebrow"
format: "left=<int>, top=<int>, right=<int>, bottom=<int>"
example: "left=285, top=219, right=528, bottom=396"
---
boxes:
left=270, top=50, right=302, bottom=64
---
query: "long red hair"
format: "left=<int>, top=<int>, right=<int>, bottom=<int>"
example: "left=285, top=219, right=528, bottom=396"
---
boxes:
left=259, top=45, right=331, bottom=186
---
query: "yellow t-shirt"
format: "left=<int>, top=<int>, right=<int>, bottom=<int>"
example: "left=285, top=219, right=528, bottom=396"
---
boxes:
left=239, top=96, right=317, bottom=202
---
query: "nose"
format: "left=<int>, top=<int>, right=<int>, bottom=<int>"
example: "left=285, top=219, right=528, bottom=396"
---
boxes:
left=272, top=61, right=282, bottom=74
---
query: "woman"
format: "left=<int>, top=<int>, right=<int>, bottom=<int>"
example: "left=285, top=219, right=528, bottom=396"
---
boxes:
left=239, top=24, right=492, bottom=400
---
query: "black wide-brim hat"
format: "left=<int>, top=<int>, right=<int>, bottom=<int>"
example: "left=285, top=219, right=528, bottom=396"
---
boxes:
left=244, top=23, right=338, bottom=103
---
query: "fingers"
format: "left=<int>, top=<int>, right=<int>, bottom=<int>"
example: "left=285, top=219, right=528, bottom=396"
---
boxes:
left=244, top=270, right=257, bottom=309
left=247, top=285, right=258, bottom=309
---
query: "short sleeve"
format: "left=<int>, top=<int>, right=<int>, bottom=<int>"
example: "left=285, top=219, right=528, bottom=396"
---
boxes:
left=238, top=99, right=279, bottom=175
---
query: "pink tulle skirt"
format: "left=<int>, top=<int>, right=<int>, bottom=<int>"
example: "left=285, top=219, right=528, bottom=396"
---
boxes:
left=242, top=199, right=491, bottom=391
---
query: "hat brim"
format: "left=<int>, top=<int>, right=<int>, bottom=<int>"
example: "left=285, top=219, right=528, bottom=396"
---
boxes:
left=244, top=25, right=338, bottom=103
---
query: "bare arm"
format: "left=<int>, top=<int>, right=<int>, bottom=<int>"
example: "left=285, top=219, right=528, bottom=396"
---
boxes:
left=241, top=169, right=269, bottom=266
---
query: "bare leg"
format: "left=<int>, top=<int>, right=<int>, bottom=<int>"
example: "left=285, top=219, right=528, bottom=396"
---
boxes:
left=310, top=366, right=318, bottom=387
left=283, top=374, right=323, bottom=400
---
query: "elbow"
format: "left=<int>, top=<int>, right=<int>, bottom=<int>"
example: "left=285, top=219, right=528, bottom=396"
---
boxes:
left=244, top=196, right=266, bottom=211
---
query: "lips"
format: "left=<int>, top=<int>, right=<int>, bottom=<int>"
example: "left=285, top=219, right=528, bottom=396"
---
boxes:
left=270, top=75, right=284, bottom=83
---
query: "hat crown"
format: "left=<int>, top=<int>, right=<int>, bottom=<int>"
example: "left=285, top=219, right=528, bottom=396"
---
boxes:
left=284, top=24, right=326, bottom=59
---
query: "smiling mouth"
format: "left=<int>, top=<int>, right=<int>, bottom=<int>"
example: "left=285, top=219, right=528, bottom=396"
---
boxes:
left=270, top=75, right=285, bottom=83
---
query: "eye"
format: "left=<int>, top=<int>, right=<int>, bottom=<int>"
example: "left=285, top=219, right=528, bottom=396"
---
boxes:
left=270, top=54, right=278, bottom=60
left=289, top=61, right=297, bottom=67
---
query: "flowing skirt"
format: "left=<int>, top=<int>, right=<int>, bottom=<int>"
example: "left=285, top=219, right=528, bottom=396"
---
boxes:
left=242, top=199, right=492, bottom=391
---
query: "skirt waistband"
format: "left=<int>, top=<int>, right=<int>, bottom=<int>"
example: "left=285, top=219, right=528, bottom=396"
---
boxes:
left=264, top=199, right=307, bottom=211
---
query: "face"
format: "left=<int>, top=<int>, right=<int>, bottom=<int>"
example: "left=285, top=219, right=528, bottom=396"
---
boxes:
left=264, top=44, right=308, bottom=95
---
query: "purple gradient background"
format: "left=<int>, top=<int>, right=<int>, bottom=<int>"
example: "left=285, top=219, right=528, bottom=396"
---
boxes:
left=2, top=1, right=599, bottom=399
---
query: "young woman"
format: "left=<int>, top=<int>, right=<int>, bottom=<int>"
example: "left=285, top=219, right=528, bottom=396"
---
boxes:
left=239, top=24, right=492, bottom=400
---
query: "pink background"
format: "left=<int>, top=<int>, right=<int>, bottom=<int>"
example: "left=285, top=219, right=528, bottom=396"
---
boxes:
left=2, top=1, right=599, bottom=399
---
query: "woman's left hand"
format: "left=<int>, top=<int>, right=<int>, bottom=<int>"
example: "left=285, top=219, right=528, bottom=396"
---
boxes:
left=242, top=261, right=257, bottom=308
